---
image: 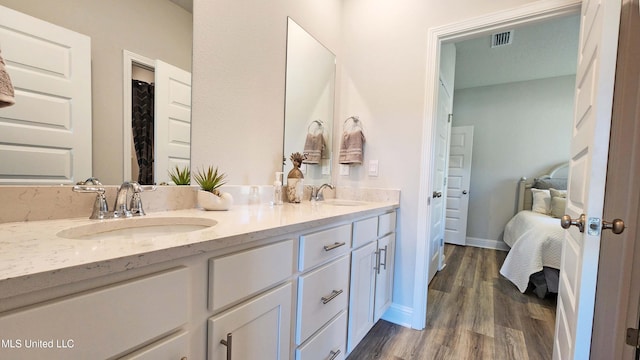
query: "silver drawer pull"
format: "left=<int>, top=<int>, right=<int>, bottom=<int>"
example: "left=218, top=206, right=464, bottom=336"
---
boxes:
left=323, top=242, right=346, bottom=251
left=380, top=245, right=388, bottom=271
left=328, top=349, right=341, bottom=360
left=220, top=332, right=232, bottom=360
left=321, top=289, right=344, bottom=304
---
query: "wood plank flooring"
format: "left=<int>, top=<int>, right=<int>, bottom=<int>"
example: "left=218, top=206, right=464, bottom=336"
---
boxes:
left=347, top=244, right=557, bottom=360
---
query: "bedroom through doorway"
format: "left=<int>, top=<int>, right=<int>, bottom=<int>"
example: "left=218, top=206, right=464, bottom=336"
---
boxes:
left=424, top=1, right=581, bottom=351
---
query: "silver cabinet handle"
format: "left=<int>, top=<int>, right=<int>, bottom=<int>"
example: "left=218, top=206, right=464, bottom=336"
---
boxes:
left=328, top=349, right=341, bottom=360
left=321, top=289, right=343, bottom=304
left=379, top=245, right=388, bottom=271
left=374, top=249, right=381, bottom=274
left=220, top=333, right=232, bottom=360
left=323, top=242, right=346, bottom=251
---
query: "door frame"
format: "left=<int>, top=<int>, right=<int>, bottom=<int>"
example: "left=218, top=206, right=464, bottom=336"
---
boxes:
left=122, top=50, right=156, bottom=183
left=590, top=0, right=640, bottom=357
left=413, top=0, right=581, bottom=330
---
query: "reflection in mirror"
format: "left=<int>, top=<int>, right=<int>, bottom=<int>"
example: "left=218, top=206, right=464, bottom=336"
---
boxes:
left=283, top=18, right=336, bottom=186
left=0, top=0, right=192, bottom=185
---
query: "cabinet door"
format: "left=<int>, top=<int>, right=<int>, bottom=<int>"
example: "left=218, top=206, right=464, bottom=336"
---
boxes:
left=374, top=234, right=395, bottom=322
left=208, top=283, right=292, bottom=360
left=347, top=241, right=377, bottom=353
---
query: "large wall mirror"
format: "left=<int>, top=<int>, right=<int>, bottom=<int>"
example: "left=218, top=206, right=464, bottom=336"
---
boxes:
left=0, top=0, right=192, bottom=185
left=283, top=18, right=336, bottom=186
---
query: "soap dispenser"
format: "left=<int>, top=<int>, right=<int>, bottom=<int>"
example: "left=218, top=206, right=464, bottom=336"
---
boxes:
left=272, top=172, right=283, bottom=205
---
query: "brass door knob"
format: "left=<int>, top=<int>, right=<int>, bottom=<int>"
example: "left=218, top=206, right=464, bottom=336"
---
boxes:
left=561, top=214, right=586, bottom=233
left=602, top=219, right=625, bottom=234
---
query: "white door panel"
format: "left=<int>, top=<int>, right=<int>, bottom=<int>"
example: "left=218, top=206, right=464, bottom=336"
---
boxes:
left=553, top=0, right=621, bottom=359
left=445, top=126, right=473, bottom=246
left=154, top=60, right=191, bottom=184
left=428, top=80, right=451, bottom=281
left=0, top=5, right=91, bottom=184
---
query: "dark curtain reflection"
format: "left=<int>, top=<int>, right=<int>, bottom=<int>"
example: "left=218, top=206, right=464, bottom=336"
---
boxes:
left=132, top=80, right=154, bottom=185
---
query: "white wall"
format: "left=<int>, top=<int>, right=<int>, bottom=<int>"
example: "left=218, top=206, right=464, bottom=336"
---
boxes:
left=452, top=75, right=575, bottom=244
left=336, top=0, right=537, bottom=325
left=190, top=0, right=542, bottom=326
left=191, top=0, right=342, bottom=184
left=0, top=0, right=193, bottom=184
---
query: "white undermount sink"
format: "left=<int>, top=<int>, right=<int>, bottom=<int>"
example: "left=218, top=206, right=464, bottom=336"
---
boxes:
left=322, top=199, right=367, bottom=206
left=57, top=216, right=217, bottom=240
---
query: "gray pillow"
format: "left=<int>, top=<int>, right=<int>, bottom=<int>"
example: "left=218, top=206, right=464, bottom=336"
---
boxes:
left=533, top=178, right=568, bottom=190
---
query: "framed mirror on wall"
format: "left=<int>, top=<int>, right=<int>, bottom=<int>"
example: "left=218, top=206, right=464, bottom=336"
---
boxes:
left=283, top=17, right=336, bottom=186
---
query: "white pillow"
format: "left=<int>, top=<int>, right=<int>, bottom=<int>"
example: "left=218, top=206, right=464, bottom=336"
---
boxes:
left=531, top=188, right=551, bottom=215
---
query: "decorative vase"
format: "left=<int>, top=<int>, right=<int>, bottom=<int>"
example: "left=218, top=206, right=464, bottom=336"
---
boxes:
left=197, top=190, right=233, bottom=211
left=286, top=178, right=304, bottom=203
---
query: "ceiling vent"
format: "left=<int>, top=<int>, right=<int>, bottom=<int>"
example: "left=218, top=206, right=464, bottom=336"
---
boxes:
left=491, top=30, right=514, bottom=48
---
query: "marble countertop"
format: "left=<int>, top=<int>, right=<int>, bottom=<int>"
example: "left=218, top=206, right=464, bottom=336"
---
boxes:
left=0, top=200, right=398, bottom=299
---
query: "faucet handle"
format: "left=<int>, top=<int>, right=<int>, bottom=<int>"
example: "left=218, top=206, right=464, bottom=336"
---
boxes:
left=72, top=185, right=109, bottom=219
left=129, top=183, right=156, bottom=216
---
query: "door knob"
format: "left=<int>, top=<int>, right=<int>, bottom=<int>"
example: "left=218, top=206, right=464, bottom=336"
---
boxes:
left=561, top=214, right=586, bottom=233
left=602, top=219, right=625, bottom=234
left=462, top=190, right=468, bottom=195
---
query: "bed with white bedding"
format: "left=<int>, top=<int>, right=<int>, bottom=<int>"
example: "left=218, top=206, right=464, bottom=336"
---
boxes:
left=499, top=162, right=568, bottom=297
left=499, top=210, right=564, bottom=292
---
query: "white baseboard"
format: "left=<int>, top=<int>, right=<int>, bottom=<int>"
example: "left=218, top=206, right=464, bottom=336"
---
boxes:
left=466, top=237, right=509, bottom=251
left=381, top=303, right=413, bottom=328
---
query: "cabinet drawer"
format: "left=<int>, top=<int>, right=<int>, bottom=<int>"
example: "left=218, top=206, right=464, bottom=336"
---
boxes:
left=352, top=217, right=378, bottom=248
left=120, top=331, right=188, bottom=360
left=299, top=224, right=351, bottom=271
left=296, top=255, right=349, bottom=344
left=296, top=311, right=347, bottom=360
left=0, top=268, right=188, bottom=360
left=378, top=212, right=396, bottom=237
left=209, top=239, right=294, bottom=312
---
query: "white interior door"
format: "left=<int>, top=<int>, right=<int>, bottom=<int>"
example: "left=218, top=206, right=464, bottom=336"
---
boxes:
left=445, top=126, right=473, bottom=246
left=0, top=5, right=91, bottom=184
left=553, top=0, right=621, bottom=359
left=428, top=80, right=452, bottom=281
left=154, top=60, right=191, bottom=184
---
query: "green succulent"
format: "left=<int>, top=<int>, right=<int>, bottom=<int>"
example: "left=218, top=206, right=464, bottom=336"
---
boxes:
left=194, top=166, right=227, bottom=196
left=168, top=165, right=191, bottom=185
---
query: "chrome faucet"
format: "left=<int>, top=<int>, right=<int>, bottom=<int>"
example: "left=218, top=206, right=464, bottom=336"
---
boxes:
left=311, top=183, right=334, bottom=201
left=113, top=181, right=156, bottom=218
left=112, top=181, right=139, bottom=218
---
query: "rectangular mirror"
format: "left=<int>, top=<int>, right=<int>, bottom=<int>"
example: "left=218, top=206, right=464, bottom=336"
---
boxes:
left=283, top=18, right=336, bottom=186
left=0, top=0, right=192, bottom=185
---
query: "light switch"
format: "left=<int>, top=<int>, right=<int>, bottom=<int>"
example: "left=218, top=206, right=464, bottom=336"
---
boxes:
left=368, top=160, right=379, bottom=177
left=322, top=159, right=330, bottom=175
left=339, top=164, right=350, bottom=176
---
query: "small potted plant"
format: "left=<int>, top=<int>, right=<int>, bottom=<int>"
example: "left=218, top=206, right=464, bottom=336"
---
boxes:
left=168, top=165, right=191, bottom=185
left=194, top=166, right=233, bottom=210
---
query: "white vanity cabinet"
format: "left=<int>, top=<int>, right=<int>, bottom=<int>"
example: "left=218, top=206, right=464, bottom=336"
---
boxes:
left=347, top=211, right=397, bottom=354
left=208, top=283, right=292, bottom=360
left=207, top=240, right=295, bottom=360
left=0, top=268, right=190, bottom=360
left=295, top=224, right=351, bottom=360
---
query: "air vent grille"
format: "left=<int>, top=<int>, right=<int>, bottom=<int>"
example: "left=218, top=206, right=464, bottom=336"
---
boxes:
left=491, top=30, right=513, bottom=48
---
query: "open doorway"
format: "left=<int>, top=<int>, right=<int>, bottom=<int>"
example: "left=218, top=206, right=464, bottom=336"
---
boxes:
left=413, top=0, right=582, bottom=331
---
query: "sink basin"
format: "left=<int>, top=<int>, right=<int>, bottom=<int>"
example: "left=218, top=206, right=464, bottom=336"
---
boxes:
left=57, top=217, right=217, bottom=240
left=322, top=199, right=367, bottom=207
